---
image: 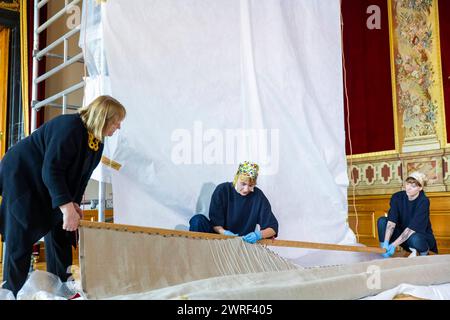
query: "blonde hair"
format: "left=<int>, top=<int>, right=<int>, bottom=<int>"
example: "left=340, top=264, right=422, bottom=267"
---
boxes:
left=232, top=173, right=257, bottom=187
left=79, top=95, right=126, bottom=141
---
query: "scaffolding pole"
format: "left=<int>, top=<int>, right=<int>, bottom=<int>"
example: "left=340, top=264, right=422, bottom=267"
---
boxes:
left=31, top=0, right=40, bottom=132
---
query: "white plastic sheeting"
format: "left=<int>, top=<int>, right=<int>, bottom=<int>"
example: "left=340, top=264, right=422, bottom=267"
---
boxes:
left=0, top=271, right=83, bottom=300
left=104, top=255, right=450, bottom=300
left=2, top=266, right=450, bottom=300
left=363, top=283, right=450, bottom=300
left=80, top=0, right=117, bottom=184
left=82, top=0, right=355, bottom=260
left=15, top=270, right=80, bottom=300
left=0, top=288, right=14, bottom=300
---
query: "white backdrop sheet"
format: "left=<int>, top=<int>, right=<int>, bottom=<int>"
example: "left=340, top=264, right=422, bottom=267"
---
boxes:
left=93, top=0, right=354, bottom=260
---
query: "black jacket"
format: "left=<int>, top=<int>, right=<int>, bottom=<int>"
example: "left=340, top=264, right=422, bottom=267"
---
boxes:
left=0, top=113, right=104, bottom=242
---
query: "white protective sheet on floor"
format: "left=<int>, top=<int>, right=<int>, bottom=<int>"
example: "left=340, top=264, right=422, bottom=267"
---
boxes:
left=363, top=283, right=450, bottom=300
left=4, top=259, right=450, bottom=300
left=103, top=255, right=450, bottom=300
left=82, top=0, right=355, bottom=260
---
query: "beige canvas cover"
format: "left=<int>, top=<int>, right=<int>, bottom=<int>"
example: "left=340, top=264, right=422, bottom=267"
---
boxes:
left=79, top=222, right=450, bottom=300
left=79, top=222, right=298, bottom=299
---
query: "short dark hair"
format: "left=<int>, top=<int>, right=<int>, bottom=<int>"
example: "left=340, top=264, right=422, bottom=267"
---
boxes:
left=406, top=177, right=422, bottom=187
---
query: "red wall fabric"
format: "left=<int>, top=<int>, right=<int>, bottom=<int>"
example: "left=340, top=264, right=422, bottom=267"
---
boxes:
left=440, top=0, right=450, bottom=143
left=341, top=0, right=395, bottom=155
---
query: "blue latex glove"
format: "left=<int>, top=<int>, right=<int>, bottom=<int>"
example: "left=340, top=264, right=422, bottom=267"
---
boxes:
left=242, top=230, right=262, bottom=244
left=382, top=244, right=396, bottom=258
left=223, top=230, right=238, bottom=236
left=380, top=241, right=389, bottom=250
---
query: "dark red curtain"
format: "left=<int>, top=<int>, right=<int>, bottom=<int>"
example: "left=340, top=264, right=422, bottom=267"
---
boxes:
left=440, top=0, right=450, bottom=143
left=341, top=0, right=395, bottom=155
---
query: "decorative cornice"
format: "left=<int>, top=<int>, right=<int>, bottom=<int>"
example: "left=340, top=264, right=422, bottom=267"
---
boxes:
left=347, top=149, right=398, bottom=161
left=347, top=148, right=450, bottom=194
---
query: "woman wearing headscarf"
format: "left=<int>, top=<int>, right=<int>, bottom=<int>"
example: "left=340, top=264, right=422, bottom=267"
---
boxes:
left=189, top=161, right=278, bottom=244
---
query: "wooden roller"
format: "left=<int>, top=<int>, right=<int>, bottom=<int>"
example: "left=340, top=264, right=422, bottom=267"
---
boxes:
left=79, top=220, right=386, bottom=254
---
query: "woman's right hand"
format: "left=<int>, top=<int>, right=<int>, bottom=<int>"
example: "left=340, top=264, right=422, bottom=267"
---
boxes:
left=59, top=202, right=81, bottom=231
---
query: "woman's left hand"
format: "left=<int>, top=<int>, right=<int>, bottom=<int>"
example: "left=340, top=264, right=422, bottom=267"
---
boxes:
left=242, top=230, right=262, bottom=244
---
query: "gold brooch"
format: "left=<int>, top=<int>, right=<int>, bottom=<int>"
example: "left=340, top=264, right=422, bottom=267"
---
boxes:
left=88, top=132, right=100, bottom=151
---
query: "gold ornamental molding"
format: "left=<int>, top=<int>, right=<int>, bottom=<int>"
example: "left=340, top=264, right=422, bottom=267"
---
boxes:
left=347, top=149, right=398, bottom=161
left=0, top=1, right=19, bottom=11
left=19, top=0, right=29, bottom=136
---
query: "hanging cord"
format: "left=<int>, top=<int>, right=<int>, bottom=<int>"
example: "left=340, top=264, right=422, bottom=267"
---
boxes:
left=340, top=0, right=359, bottom=243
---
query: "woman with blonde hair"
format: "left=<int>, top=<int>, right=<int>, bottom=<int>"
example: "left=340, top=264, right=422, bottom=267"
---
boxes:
left=189, top=161, right=278, bottom=244
left=0, top=95, right=126, bottom=296
left=377, top=171, right=438, bottom=258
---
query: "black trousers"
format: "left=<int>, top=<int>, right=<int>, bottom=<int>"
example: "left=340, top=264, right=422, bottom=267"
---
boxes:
left=2, top=220, right=73, bottom=296
left=189, top=214, right=215, bottom=233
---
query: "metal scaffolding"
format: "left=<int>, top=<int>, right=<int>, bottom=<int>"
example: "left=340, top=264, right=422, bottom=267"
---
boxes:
left=31, top=0, right=85, bottom=131
left=30, top=0, right=107, bottom=222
